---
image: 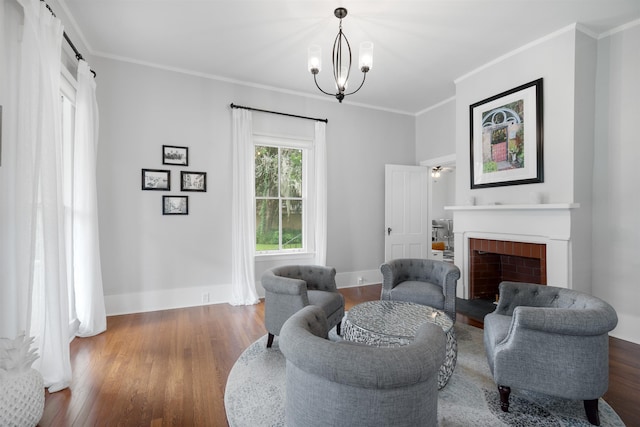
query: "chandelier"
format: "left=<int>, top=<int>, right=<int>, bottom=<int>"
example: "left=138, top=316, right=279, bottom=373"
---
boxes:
left=307, top=8, right=373, bottom=103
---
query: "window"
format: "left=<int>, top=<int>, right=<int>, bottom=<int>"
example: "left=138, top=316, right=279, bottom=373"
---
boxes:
left=60, top=69, right=79, bottom=334
left=254, top=136, right=313, bottom=254
left=28, top=68, right=80, bottom=341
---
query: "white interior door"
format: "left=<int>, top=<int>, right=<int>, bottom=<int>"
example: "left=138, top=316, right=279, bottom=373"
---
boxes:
left=384, top=164, right=429, bottom=261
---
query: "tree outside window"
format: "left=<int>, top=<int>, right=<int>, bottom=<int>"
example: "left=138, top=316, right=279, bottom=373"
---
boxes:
left=255, top=146, right=303, bottom=252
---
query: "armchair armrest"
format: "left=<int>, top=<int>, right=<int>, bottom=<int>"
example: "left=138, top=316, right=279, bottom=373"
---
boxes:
left=262, top=272, right=308, bottom=297
left=380, top=261, right=401, bottom=291
left=436, top=262, right=461, bottom=297
left=494, top=281, right=619, bottom=336
left=512, top=305, right=618, bottom=336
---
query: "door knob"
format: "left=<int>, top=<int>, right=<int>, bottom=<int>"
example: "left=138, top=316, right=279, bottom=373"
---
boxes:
left=387, top=227, right=392, bottom=236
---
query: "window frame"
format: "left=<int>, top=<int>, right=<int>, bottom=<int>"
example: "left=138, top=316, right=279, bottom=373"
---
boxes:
left=253, top=134, right=316, bottom=260
left=60, top=66, right=80, bottom=338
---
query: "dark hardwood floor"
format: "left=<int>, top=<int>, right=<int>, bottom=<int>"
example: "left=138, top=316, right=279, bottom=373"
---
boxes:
left=39, top=284, right=640, bottom=426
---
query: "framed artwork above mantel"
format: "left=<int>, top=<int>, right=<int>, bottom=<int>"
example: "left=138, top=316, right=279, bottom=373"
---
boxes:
left=469, top=78, right=543, bottom=189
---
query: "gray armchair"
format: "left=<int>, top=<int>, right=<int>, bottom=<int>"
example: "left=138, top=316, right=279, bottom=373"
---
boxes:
left=262, top=265, right=344, bottom=348
left=279, top=305, right=445, bottom=427
left=484, top=281, right=618, bottom=426
left=380, top=258, right=460, bottom=322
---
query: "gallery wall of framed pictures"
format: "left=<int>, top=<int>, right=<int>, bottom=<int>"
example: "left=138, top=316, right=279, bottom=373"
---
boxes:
left=142, top=145, right=207, bottom=215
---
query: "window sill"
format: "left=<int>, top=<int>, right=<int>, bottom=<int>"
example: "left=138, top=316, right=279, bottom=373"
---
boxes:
left=255, top=251, right=316, bottom=263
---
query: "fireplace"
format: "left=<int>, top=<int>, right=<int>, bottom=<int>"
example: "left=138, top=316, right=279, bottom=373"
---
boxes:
left=446, top=203, right=579, bottom=299
left=469, top=238, right=546, bottom=300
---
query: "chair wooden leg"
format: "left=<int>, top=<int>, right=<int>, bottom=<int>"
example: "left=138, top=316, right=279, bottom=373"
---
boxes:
left=266, top=333, right=274, bottom=348
left=336, top=321, right=341, bottom=336
left=498, top=385, right=511, bottom=412
left=584, top=399, right=600, bottom=426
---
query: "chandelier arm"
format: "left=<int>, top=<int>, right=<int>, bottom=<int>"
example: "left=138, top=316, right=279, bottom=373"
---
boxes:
left=313, top=73, right=337, bottom=97
left=343, top=72, right=367, bottom=96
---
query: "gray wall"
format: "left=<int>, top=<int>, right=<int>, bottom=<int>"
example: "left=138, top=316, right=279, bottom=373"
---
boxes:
left=94, top=57, right=415, bottom=312
left=592, top=23, right=640, bottom=343
left=415, top=99, right=456, bottom=162
left=571, top=30, right=597, bottom=299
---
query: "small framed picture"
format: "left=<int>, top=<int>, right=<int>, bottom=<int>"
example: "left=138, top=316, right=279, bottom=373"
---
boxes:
left=163, top=196, right=188, bottom=215
left=162, top=145, right=188, bottom=166
left=142, top=169, right=170, bottom=191
left=181, top=171, right=207, bottom=192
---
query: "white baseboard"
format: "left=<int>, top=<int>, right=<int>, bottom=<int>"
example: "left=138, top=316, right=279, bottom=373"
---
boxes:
left=105, top=283, right=233, bottom=316
left=105, top=269, right=383, bottom=316
left=336, top=269, right=382, bottom=288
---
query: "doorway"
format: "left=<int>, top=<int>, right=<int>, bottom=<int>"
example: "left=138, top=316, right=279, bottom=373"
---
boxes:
left=421, top=155, right=456, bottom=261
left=384, top=164, right=430, bottom=261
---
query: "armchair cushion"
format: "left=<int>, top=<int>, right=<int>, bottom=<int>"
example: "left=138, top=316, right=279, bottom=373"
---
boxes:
left=380, top=258, right=460, bottom=322
left=386, top=280, right=445, bottom=308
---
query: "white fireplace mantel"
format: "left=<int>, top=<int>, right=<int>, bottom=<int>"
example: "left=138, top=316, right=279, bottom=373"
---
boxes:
left=445, top=203, right=580, bottom=298
left=445, top=203, right=579, bottom=211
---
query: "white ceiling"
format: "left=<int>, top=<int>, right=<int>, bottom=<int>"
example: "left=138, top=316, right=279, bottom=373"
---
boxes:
left=59, top=0, right=640, bottom=114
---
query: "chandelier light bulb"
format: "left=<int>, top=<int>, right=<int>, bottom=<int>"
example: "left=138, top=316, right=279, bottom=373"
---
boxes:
left=308, top=45, right=322, bottom=74
left=336, top=65, right=349, bottom=92
left=359, top=41, right=373, bottom=72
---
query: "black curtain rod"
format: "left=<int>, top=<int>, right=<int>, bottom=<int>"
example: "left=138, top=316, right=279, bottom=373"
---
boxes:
left=40, top=0, right=97, bottom=78
left=230, top=103, right=328, bottom=123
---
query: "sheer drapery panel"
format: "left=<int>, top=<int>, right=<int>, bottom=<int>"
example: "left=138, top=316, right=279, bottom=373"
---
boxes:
left=314, top=121, right=327, bottom=266
left=16, top=0, right=71, bottom=392
left=0, top=0, right=104, bottom=392
left=230, top=108, right=260, bottom=305
left=73, top=60, right=106, bottom=337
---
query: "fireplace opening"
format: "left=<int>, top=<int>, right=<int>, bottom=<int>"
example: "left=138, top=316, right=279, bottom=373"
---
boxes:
left=469, top=238, right=547, bottom=300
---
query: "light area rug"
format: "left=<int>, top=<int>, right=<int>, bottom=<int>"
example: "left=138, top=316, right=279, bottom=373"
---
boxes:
left=224, top=322, right=625, bottom=426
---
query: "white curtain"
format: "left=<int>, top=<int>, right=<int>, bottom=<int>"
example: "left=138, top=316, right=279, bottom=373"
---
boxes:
left=0, top=0, right=28, bottom=338
left=314, top=121, right=328, bottom=265
left=229, top=108, right=259, bottom=305
left=16, top=0, right=72, bottom=392
left=73, top=60, right=106, bottom=337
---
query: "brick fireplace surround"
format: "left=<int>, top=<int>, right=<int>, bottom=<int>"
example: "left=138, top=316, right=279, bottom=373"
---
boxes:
left=446, top=203, right=579, bottom=299
left=469, top=238, right=547, bottom=300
